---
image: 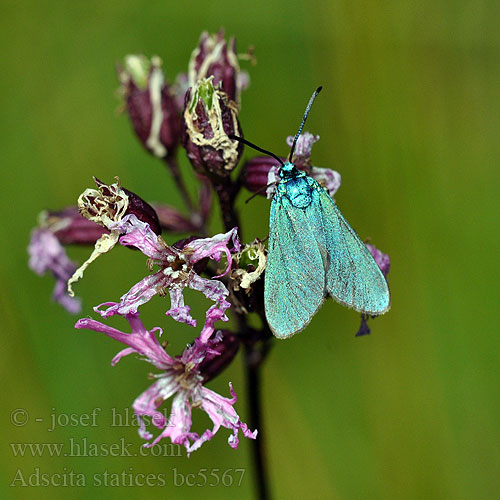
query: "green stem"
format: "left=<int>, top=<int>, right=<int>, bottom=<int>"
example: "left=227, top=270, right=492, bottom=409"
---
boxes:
left=164, top=155, right=196, bottom=213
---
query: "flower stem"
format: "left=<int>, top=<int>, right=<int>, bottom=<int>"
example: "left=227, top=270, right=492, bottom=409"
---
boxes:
left=164, top=155, right=196, bottom=213
left=212, top=173, right=271, bottom=497
left=244, top=342, right=271, bottom=500
left=212, top=176, right=241, bottom=234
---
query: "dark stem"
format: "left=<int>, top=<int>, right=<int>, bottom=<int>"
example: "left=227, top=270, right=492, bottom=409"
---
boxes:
left=164, top=155, right=196, bottom=213
left=244, top=339, right=271, bottom=500
left=212, top=175, right=241, bottom=234
left=211, top=172, right=272, bottom=500
left=212, top=173, right=272, bottom=498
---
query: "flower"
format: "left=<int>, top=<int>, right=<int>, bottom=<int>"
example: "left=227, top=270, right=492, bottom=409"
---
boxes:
left=75, top=314, right=256, bottom=455
left=67, top=178, right=160, bottom=296
left=188, top=29, right=247, bottom=106
left=366, top=243, right=390, bottom=277
left=197, top=330, right=240, bottom=383
left=43, top=206, right=109, bottom=245
left=28, top=226, right=82, bottom=314
left=182, top=77, right=243, bottom=177
left=355, top=244, right=391, bottom=336
left=243, top=156, right=285, bottom=194
left=286, top=131, right=319, bottom=170
left=228, top=240, right=267, bottom=315
left=117, top=55, right=181, bottom=158
left=230, top=240, right=266, bottom=292
left=243, top=132, right=341, bottom=198
left=28, top=207, right=110, bottom=313
left=94, top=214, right=240, bottom=344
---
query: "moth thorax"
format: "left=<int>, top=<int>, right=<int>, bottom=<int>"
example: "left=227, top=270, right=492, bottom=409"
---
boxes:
left=286, top=178, right=313, bottom=209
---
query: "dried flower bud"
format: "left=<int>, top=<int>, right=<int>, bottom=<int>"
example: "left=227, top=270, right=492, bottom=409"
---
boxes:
left=41, top=207, right=108, bottom=245
left=188, top=30, right=242, bottom=106
left=78, top=177, right=129, bottom=228
left=198, top=331, right=240, bottom=383
left=226, top=240, right=267, bottom=315
left=80, top=177, right=161, bottom=235
left=118, top=55, right=180, bottom=158
left=231, top=240, right=266, bottom=292
left=68, top=178, right=160, bottom=296
left=182, top=78, right=243, bottom=177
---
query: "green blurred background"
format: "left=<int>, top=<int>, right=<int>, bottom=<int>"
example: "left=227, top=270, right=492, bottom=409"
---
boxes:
left=2, top=0, right=499, bottom=498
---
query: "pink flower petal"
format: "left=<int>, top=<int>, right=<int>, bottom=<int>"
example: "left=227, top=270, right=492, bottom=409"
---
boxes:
left=113, top=214, right=173, bottom=260
left=133, top=378, right=177, bottom=440
left=198, top=302, right=230, bottom=343
left=188, top=274, right=230, bottom=343
left=76, top=314, right=255, bottom=455
left=188, top=383, right=257, bottom=453
left=187, top=227, right=241, bottom=276
left=311, top=166, right=341, bottom=198
left=75, top=315, right=174, bottom=369
left=286, top=131, right=320, bottom=161
left=135, top=387, right=199, bottom=452
left=166, top=286, right=196, bottom=326
left=95, top=270, right=171, bottom=318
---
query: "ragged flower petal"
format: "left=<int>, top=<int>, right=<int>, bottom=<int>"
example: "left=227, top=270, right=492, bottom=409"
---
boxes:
left=75, top=314, right=256, bottom=455
left=93, top=214, right=239, bottom=343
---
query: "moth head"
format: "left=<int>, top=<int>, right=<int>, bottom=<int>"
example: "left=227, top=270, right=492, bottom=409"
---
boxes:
left=279, top=161, right=297, bottom=179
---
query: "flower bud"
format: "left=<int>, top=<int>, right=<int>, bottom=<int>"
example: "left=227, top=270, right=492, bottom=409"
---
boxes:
left=153, top=204, right=201, bottom=234
left=85, top=177, right=161, bottom=235
left=68, top=178, right=161, bottom=295
left=198, top=331, right=240, bottom=383
left=188, top=30, right=242, bottom=106
left=286, top=131, right=319, bottom=171
left=118, top=55, right=180, bottom=158
left=243, top=156, right=285, bottom=194
left=182, top=78, right=243, bottom=177
left=243, top=132, right=341, bottom=199
left=121, top=186, right=161, bottom=236
left=41, top=207, right=108, bottom=245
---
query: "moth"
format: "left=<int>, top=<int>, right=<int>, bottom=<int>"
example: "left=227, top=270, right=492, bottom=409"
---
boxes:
left=231, top=87, right=390, bottom=338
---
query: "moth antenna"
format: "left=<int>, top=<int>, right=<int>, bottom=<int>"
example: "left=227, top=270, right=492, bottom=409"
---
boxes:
left=245, top=181, right=278, bottom=204
left=229, top=134, right=285, bottom=167
left=289, top=86, right=322, bottom=161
